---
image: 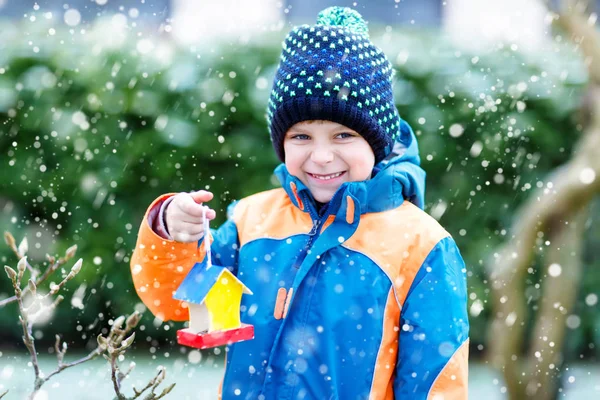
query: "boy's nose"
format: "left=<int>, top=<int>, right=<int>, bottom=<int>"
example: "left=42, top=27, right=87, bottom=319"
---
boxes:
left=310, top=147, right=334, bottom=164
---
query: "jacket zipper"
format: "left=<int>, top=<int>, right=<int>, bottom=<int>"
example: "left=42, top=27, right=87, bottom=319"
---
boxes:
left=293, top=197, right=328, bottom=269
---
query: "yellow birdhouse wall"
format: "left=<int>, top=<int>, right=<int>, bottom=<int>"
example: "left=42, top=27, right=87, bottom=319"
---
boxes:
left=204, top=270, right=243, bottom=332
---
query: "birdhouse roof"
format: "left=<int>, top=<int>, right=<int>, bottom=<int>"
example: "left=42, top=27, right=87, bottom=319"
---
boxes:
left=173, top=262, right=252, bottom=305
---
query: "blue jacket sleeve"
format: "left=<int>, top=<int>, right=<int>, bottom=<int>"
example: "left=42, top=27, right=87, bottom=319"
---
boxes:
left=394, top=236, right=470, bottom=399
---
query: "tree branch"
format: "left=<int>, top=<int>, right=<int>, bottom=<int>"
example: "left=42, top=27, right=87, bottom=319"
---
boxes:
left=525, top=207, right=588, bottom=399
left=487, top=87, right=600, bottom=397
left=96, top=311, right=174, bottom=400
left=0, top=244, right=76, bottom=308
left=110, top=351, right=127, bottom=400
left=546, top=0, right=600, bottom=84
left=44, top=345, right=104, bottom=382
left=7, top=268, right=43, bottom=393
left=3, top=235, right=165, bottom=399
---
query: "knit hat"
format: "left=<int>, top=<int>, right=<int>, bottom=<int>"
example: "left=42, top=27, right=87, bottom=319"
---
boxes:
left=267, top=6, right=402, bottom=164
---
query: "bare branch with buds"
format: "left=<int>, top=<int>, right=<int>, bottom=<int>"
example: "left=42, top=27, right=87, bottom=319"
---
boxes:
left=0, top=232, right=76, bottom=308
left=2, top=233, right=173, bottom=400
left=95, top=310, right=174, bottom=399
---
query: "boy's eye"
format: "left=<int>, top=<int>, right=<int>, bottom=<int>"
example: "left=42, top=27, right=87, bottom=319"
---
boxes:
left=290, top=134, right=310, bottom=140
left=336, top=132, right=355, bottom=139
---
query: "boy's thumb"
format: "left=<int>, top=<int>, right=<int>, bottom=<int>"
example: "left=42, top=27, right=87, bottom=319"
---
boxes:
left=189, top=190, right=213, bottom=204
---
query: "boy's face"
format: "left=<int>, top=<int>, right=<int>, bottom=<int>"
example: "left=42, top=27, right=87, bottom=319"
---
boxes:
left=283, top=120, right=375, bottom=203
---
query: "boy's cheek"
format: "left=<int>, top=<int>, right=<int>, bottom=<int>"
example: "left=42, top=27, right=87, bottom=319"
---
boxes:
left=283, top=150, right=303, bottom=171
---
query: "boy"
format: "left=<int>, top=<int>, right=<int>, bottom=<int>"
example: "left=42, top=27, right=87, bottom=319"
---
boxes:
left=131, top=6, right=469, bottom=400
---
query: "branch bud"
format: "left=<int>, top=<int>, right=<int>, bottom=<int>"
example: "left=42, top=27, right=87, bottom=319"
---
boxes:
left=121, top=332, right=136, bottom=349
left=18, top=238, right=28, bottom=257
left=4, top=232, right=16, bottom=250
left=17, top=257, right=27, bottom=274
left=28, top=279, right=37, bottom=297
left=97, top=334, right=108, bottom=350
left=4, top=266, right=17, bottom=281
left=49, top=283, right=59, bottom=295
left=46, top=253, right=56, bottom=265
left=163, top=383, right=176, bottom=395
left=126, top=311, right=141, bottom=330
left=156, top=366, right=166, bottom=383
left=112, top=316, right=125, bottom=330
left=70, top=258, right=83, bottom=275
left=65, top=245, right=77, bottom=260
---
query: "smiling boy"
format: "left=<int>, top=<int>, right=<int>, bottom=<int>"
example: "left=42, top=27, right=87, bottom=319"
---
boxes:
left=131, top=6, right=469, bottom=400
left=284, top=121, right=375, bottom=204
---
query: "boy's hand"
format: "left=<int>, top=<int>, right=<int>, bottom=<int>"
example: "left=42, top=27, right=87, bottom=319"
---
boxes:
left=165, top=190, right=217, bottom=243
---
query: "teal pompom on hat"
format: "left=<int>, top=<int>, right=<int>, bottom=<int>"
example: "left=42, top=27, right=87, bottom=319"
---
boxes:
left=316, top=6, right=369, bottom=35
left=267, top=6, right=407, bottom=164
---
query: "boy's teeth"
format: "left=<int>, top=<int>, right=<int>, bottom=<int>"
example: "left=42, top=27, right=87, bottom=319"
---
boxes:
left=312, top=172, right=343, bottom=180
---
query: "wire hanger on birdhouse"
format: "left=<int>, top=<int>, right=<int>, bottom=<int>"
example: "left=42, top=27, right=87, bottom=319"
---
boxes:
left=203, top=206, right=212, bottom=269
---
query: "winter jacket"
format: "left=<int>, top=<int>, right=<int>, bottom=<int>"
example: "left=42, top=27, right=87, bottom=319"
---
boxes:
left=130, top=121, right=469, bottom=400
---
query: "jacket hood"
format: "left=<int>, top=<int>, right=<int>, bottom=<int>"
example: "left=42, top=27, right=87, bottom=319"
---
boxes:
left=275, top=119, right=426, bottom=216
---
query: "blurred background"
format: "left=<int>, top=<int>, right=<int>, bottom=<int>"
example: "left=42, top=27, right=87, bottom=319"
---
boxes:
left=0, top=0, right=599, bottom=399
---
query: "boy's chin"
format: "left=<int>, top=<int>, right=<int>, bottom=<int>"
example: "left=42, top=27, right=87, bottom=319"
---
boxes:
left=311, top=190, right=335, bottom=203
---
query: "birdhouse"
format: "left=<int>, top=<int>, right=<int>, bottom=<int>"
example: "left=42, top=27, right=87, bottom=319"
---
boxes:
left=173, top=261, right=254, bottom=349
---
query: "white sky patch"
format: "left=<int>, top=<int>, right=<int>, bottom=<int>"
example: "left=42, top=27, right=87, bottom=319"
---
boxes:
left=170, top=0, right=283, bottom=45
left=444, top=0, right=549, bottom=52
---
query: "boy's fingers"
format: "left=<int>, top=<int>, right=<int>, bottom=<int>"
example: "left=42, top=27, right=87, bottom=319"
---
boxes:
left=177, top=195, right=206, bottom=217
left=204, top=207, right=216, bottom=220
left=189, top=190, right=213, bottom=204
left=170, top=220, right=204, bottom=236
left=176, top=208, right=216, bottom=224
left=172, top=231, right=205, bottom=243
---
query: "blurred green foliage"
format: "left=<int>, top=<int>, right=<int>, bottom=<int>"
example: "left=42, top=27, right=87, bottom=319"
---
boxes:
left=0, top=19, right=598, bottom=362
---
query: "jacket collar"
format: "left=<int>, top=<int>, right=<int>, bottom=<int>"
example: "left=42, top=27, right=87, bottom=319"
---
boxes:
left=276, top=119, right=426, bottom=219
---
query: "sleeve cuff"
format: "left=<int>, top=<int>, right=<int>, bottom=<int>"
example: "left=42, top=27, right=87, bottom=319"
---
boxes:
left=149, top=196, right=175, bottom=240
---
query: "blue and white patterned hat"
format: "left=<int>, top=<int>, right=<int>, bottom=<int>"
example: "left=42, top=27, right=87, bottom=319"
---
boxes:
left=267, top=6, right=402, bottom=164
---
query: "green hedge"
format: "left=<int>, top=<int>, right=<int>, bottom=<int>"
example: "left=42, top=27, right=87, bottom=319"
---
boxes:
left=0, top=18, right=598, bottom=361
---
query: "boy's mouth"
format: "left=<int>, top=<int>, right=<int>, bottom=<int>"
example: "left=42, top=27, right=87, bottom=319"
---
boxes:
left=306, top=171, right=346, bottom=181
